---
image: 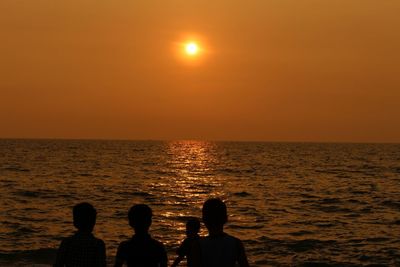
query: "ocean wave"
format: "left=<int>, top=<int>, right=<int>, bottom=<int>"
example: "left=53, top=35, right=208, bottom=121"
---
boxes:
left=287, top=239, right=338, bottom=253
left=14, top=189, right=57, bottom=199
left=228, top=224, right=264, bottom=230
left=128, top=191, right=152, bottom=197
left=233, top=191, right=252, bottom=197
left=2, top=167, right=30, bottom=172
left=289, top=230, right=314, bottom=237
left=15, top=190, right=41, bottom=198
left=381, top=200, right=400, bottom=210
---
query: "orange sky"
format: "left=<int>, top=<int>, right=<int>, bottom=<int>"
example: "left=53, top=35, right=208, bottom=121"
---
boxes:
left=1, top=0, right=399, bottom=142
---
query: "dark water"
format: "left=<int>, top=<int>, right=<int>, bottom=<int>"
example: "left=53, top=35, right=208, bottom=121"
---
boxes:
left=0, top=140, right=399, bottom=266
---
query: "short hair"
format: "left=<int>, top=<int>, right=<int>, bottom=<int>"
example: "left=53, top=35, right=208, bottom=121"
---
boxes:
left=186, top=217, right=201, bottom=233
left=128, top=204, right=152, bottom=230
left=202, top=198, right=227, bottom=227
left=73, top=202, right=96, bottom=232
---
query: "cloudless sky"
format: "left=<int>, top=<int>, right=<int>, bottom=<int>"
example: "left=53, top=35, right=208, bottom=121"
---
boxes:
left=1, top=0, right=399, bottom=142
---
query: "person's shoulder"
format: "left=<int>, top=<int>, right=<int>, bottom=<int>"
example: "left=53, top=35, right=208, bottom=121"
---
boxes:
left=116, top=239, right=132, bottom=256
left=230, top=234, right=245, bottom=244
left=183, top=236, right=199, bottom=246
left=182, top=237, right=191, bottom=243
left=60, top=234, right=77, bottom=243
left=57, top=234, right=78, bottom=250
left=150, top=236, right=165, bottom=247
left=66, top=233, right=80, bottom=239
left=177, top=237, right=196, bottom=255
left=94, top=236, right=105, bottom=246
left=118, top=239, right=131, bottom=247
left=201, top=233, right=240, bottom=241
left=225, top=233, right=242, bottom=242
left=148, top=236, right=166, bottom=254
left=224, top=234, right=246, bottom=252
left=179, top=237, right=194, bottom=249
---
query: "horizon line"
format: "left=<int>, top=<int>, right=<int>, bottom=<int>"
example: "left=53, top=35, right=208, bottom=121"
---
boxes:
left=0, top=137, right=399, bottom=145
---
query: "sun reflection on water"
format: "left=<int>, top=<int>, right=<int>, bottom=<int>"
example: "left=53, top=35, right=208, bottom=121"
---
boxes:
left=165, top=140, right=223, bottom=199
left=151, top=141, right=225, bottom=244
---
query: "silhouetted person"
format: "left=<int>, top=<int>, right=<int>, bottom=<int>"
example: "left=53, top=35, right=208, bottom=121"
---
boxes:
left=54, top=202, right=106, bottom=267
left=114, top=204, right=167, bottom=267
left=171, top=217, right=201, bottom=267
left=192, top=198, right=249, bottom=267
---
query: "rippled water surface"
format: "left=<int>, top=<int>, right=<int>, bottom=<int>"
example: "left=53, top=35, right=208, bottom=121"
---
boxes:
left=0, top=140, right=399, bottom=266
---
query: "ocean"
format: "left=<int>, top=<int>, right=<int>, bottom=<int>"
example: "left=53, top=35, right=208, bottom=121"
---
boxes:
left=0, top=139, right=399, bottom=266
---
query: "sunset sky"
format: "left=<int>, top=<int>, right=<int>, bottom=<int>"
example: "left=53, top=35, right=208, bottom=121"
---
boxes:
left=1, top=0, right=399, bottom=142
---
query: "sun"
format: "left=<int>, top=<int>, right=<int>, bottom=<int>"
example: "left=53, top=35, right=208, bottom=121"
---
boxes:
left=173, top=35, right=208, bottom=63
left=185, top=42, right=199, bottom=56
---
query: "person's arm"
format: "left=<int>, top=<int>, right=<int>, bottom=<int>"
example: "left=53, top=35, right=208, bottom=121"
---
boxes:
left=237, top=240, right=249, bottom=267
left=159, top=244, right=168, bottom=267
left=97, top=240, right=107, bottom=267
left=53, top=239, right=66, bottom=267
left=114, top=243, right=125, bottom=267
left=171, top=255, right=184, bottom=267
left=171, top=239, right=188, bottom=267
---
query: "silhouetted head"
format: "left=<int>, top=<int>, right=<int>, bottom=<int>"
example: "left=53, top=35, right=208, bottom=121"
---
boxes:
left=186, top=217, right=200, bottom=237
left=73, top=202, right=97, bottom=232
left=128, top=204, right=152, bottom=233
left=202, top=198, right=227, bottom=232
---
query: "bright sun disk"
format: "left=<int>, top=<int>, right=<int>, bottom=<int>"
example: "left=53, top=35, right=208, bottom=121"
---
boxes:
left=185, top=42, right=199, bottom=55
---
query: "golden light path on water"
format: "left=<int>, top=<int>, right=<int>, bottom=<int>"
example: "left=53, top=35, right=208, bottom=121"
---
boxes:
left=163, top=141, right=224, bottom=236
left=162, top=141, right=268, bottom=241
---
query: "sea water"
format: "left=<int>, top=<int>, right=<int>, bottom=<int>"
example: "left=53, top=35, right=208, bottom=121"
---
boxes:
left=0, top=140, right=399, bottom=266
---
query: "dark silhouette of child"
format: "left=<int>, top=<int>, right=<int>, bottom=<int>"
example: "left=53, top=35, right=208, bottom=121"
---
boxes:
left=114, top=204, right=167, bottom=267
left=54, top=202, right=106, bottom=267
left=171, top=217, right=201, bottom=267
left=191, top=198, right=249, bottom=267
